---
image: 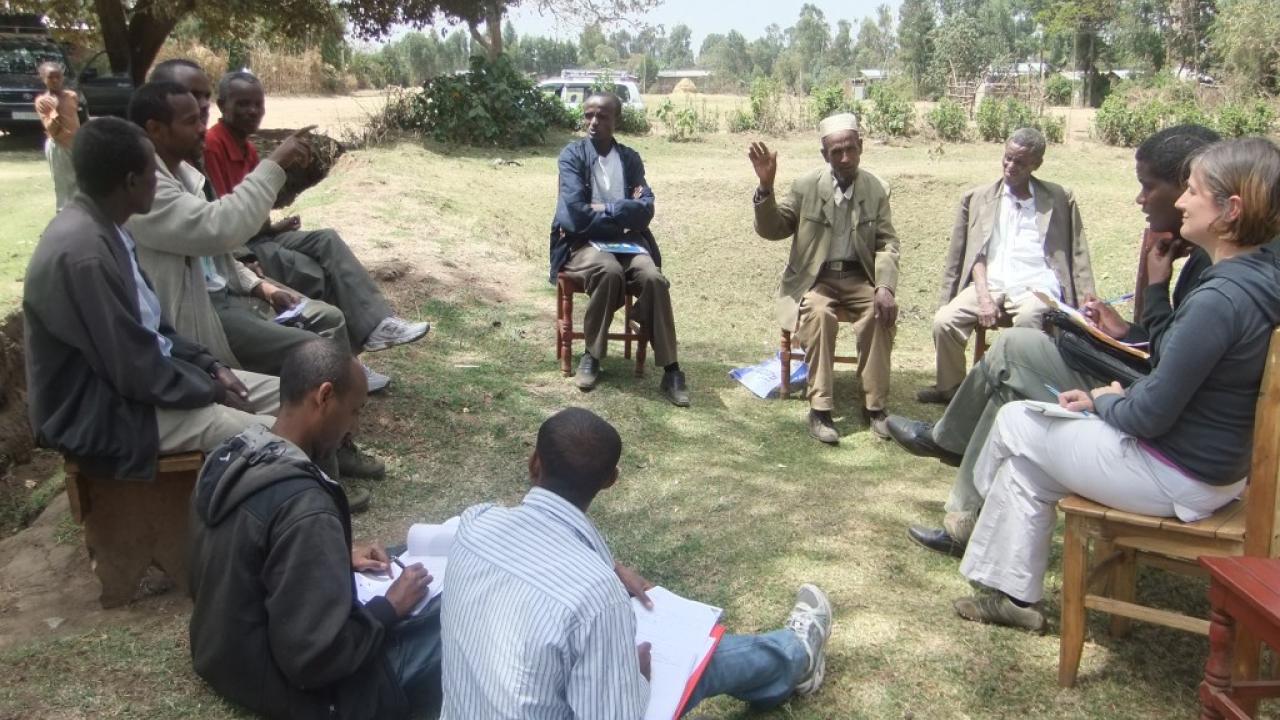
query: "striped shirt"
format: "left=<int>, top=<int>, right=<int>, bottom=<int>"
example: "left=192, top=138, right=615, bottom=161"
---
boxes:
left=441, top=487, right=649, bottom=719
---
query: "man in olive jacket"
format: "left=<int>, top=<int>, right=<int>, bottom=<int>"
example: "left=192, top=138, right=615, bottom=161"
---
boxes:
left=23, top=117, right=278, bottom=481
left=750, top=113, right=900, bottom=444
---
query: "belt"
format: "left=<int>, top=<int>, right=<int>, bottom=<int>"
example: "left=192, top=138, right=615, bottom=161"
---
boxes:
left=821, top=260, right=864, bottom=273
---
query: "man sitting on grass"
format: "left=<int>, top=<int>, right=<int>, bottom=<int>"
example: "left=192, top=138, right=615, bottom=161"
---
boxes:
left=189, top=339, right=442, bottom=720
left=441, top=407, right=833, bottom=717
left=24, top=117, right=278, bottom=480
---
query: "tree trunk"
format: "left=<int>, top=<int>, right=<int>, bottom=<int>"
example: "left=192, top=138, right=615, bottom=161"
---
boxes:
left=93, top=0, right=130, bottom=74
left=126, top=0, right=193, bottom=85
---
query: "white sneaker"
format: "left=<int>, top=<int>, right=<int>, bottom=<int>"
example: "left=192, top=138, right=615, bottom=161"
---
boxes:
left=363, top=317, right=430, bottom=352
left=786, top=583, right=833, bottom=696
left=362, top=363, right=390, bottom=393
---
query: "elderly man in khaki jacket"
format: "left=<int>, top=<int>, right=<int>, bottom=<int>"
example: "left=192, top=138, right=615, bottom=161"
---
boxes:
left=750, top=113, right=900, bottom=444
left=920, top=127, right=1094, bottom=404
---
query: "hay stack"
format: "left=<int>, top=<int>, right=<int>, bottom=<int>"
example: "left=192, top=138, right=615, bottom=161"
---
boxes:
left=251, top=129, right=346, bottom=208
left=671, top=77, right=699, bottom=96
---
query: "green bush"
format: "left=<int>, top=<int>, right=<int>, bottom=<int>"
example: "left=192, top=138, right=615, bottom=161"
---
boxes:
left=865, top=84, right=915, bottom=137
left=1215, top=100, right=1276, bottom=137
left=927, top=98, right=968, bottom=141
left=1002, top=98, right=1035, bottom=136
left=809, top=84, right=850, bottom=124
left=618, top=106, right=651, bottom=135
left=728, top=108, right=754, bottom=133
left=1043, top=75, right=1073, bottom=106
left=1035, top=114, right=1065, bottom=144
left=405, top=55, right=573, bottom=146
left=655, top=100, right=698, bottom=142
left=975, top=97, right=1004, bottom=142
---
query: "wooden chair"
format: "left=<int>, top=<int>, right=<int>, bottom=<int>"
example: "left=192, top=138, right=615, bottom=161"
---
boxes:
left=1056, top=326, right=1280, bottom=688
left=64, top=452, right=205, bottom=608
left=973, top=315, right=1015, bottom=363
left=555, top=273, right=648, bottom=378
left=779, top=310, right=860, bottom=400
left=1199, top=556, right=1280, bottom=720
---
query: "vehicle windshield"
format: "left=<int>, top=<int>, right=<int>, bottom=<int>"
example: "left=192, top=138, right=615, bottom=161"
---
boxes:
left=0, top=39, right=64, bottom=75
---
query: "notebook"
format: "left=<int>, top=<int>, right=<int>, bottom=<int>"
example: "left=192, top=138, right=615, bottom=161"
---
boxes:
left=353, top=517, right=458, bottom=616
left=632, top=586, right=725, bottom=720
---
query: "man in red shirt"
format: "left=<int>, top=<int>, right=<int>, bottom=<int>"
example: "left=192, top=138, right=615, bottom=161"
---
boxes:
left=202, top=70, right=428, bottom=366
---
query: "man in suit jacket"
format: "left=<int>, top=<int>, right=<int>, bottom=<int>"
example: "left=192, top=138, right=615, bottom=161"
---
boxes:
left=750, top=113, right=900, bottom=444
left=24, top=117, right=279, bottom=481
left=550, top=92, right=689, bottom=406
left=921, top=128, right=1094, bottom=404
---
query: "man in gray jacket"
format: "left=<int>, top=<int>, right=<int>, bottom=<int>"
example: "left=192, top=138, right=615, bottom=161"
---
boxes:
left=24, top=117, right=278, bottom=480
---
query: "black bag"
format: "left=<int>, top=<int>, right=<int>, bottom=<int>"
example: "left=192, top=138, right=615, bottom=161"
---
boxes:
left=1045, top=309, right=1150, bottom=387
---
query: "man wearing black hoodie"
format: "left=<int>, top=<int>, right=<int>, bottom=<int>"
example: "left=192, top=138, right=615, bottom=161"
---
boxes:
left=188, top=339, right=440, bottom=719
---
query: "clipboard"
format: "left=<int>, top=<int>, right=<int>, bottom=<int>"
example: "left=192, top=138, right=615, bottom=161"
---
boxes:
left=673, top=624, right=726, bottom=718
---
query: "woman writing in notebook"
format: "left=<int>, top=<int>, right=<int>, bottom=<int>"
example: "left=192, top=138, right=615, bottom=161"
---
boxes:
left=949, top=137, right=1280, bottom=632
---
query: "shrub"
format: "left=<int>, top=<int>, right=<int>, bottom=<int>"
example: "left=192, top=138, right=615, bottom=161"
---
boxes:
left=1214, top=100, right=1276, bottom=137
left=728, top=108, right=754, bottom=133
left=927, top=98, right=968, bottom=141
left=1043, top=74, right=1073, bottom=106
left=655, top=100, right=698, bottom=141
left=1093, top=95, right=1166, bottom=147
left=1002, top=98, right=1035, bottom=135
left=618, top=106, right=651, bottom=135
left=809, top=84, right=849, bottom=124
left=1035, top=114, right=1065, bottom=144
left=402, top=55, right=573, bottom=146
left=975, top=97, right=1003, bottom=142
left=865, top=84, right=915, bottom=137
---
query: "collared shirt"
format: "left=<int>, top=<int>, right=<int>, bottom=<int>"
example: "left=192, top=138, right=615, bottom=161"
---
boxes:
left=825, top=173, right=865, bottom=269
left=590, top=148, right=626, bottom=205
left=985, top=183, right=1059, bottom=299
left=114, top=226, right=173, bottom=358
left=441, top=487, right=648, bottom=719
left=831, top=174, right=855, bottom=206
left=203, top=120, right=261, bottom=198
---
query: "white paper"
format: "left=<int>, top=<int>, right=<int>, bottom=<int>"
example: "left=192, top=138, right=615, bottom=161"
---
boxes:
left=1024, top=400, right=1093, bottom=420
left=632, top=587, right=722, bottom=720
left=273, top=299, right=309, bottom=324
left=353, top=518, right=458, bottom=616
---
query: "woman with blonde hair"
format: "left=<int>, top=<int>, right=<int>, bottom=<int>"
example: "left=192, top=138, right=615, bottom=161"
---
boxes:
left=952, top=137, right=1280, bottom=631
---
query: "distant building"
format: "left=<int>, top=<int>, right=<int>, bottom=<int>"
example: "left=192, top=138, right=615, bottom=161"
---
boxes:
left=844, top=69, right=889, bottom=101
left=654, top=69, right=711, bottom=94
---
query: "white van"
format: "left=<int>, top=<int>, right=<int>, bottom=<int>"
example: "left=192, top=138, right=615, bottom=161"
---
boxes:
left=537, top=77, right=645, bottom=112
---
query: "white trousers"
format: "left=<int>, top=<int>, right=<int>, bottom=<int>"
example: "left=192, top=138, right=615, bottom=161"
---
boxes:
left=46, top=138, right=77, bottom=212
left=959, top=401, right=1245, bottom=603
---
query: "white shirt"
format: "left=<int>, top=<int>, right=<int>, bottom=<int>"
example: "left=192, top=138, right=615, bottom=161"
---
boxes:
left=114, top=226, right=173, bottom=358
left=985, top=183, right=1060, bottom=299
left=590, top=149, right=626, bottom=204
left=441, top=487, right=648, bottom=719
left=832, top=175, right=855, bottom=206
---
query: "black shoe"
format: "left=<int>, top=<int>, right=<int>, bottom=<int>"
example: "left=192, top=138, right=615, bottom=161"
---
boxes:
left=863, top=408, right=891, bottom=440
left=916, top=385, right=956, bottom=405
left=660, top=369, right=691, bottom=407
left=808, top=409, right=839, bottom=444
left=575, top=354, right=600, bottom=391
left=345, top=486, right=371, bottom=515
left=907, top=525, right=967, bottom=558
left=885, top=416, right=963, bottom=466
left=338, top=439, right=386, bottom=480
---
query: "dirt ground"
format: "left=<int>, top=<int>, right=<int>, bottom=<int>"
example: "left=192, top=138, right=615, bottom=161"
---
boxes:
left=211, top=89, right=392, bottom=139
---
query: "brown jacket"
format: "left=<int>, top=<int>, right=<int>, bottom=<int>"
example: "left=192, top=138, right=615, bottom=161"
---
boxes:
left=938, top=177, right=1095, bottom=307
left=753, top=166, right=900, bottom=331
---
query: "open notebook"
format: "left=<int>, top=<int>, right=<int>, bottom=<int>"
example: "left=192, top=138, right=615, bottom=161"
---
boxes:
left=632, top=587, right=725, bottom=720
left=1032, top=291, right=1151, bottom=361
left=353, top=517, right=458, bottom=616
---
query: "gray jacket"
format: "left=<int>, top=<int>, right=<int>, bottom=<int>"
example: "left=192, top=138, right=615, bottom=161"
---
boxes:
left=24, top=194, right=223, bottom=479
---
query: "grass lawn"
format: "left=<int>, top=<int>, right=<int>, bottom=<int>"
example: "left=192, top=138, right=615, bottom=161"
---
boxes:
left=0, top=124, right=1222, bottom=719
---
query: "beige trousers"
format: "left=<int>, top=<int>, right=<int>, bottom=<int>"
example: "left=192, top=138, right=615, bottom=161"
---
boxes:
left=931, top=285, right=1050, bottom=391
left=561, top=244, right=679, bottom=367
left=794, top=270, right=894, bottom=412
left=155, top=370, right=279, bottom=454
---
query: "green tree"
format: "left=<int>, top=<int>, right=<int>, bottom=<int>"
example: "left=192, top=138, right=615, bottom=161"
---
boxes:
left=579, top=23, right=607, bottom=59
left=1033, top=0, right=1118, bottom=107
left=1212, top=0, right=1280, bottom=93
left=898, top=0, right=938, bottom=95
left=931, top=13, right=992, bottom=85
left=789, top=3, right=832, bottom=90
left=664, top=24, right=695, bottom=66
left=830, top=20, right=856, bottom=69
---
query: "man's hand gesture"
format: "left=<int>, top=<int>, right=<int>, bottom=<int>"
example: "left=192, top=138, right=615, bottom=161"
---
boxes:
left=267, top=125, right=316, bottom=171
left=748, top=142, right=778, bottom=194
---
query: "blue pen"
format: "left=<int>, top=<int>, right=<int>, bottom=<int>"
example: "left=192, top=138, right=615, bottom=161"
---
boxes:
left=1102, top=291, right=1135, bottom=306
left=1045, top=384, right=1092, bottom=416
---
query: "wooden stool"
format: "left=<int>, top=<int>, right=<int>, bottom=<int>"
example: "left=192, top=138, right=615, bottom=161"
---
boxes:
left=1199, top=556, right=1280, bottom=720
left=779, top=309, right=859, bottom=400
left=64, top=452, right=205, bottom=608
left=555, top=273, right=648, bottom=378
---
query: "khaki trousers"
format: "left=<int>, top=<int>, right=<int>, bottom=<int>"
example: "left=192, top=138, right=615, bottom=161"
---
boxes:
left=931, top=285, right=1050, bottom=391
left=561, top=244, right=678, bottom=367
left=155, top=369, right=279, bottom=455
left=794, top=270, right=894, bottom=412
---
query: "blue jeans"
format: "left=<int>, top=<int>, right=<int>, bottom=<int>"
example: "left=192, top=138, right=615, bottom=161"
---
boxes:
left=682, top=629, right=809, bottom=714
left=384, top=596, right=444, bottom=709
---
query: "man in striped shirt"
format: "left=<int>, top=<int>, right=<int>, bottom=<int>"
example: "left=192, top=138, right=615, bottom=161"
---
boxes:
left=441, top=407, right=833, bottom=718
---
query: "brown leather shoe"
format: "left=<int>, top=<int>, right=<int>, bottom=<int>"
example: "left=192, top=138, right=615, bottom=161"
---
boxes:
left=863, top=408, right=891, bottom=440
left=808, top=409, right=839, bottom=444
left=916, top=385, right=956, bottom=405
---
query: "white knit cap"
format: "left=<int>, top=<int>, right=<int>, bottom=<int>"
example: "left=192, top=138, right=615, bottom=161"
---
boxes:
left=818, top=112, right=861, bottom=138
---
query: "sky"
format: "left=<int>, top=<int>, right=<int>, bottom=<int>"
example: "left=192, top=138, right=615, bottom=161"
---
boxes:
left=394, top=1, right=902, bottom=51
